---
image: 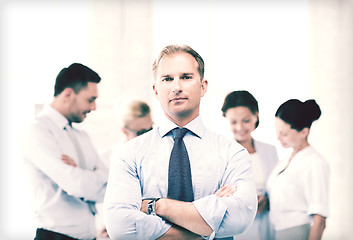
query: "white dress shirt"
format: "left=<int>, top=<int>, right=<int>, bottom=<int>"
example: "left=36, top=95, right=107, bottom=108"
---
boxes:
left=104, top=115, right=257, bottom=240
left=21, top=105, right=108, bottom=239
left=266, top=146, right=330, bottom=231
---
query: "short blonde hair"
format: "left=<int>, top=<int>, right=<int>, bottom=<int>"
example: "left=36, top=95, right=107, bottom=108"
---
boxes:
left=152, top=44, right=205, bottom=80
left=118, top=99, right=151, bottom=127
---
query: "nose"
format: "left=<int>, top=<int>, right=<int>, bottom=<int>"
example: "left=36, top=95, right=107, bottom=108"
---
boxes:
left=172, top=78, right=182, bottom=93
left=90, top=101, right=96, bottom=111
left=235, top=122, right=244, bottom=131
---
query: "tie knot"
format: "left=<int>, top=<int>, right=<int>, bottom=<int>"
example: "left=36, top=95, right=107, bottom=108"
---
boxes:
left=172, top=128, right=188, bottom=140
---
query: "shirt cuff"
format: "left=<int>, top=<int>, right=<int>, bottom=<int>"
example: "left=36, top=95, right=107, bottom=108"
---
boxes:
left=308, top=204, right=329, bottom=218
left=193, top=194, right=227, bottom=233
left=201, top=231, right=216, bottom=240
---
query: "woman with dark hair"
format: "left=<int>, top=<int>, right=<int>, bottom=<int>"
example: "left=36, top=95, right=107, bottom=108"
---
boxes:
left=222, top=90, right=278, bottom=240
left=267, top=99, right=330, bottom=240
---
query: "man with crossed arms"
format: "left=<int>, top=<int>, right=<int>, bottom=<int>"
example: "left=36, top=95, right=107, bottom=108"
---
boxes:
left=22, top=63, right=108, bottom=240
left=104, top=45, right=257, bottom=239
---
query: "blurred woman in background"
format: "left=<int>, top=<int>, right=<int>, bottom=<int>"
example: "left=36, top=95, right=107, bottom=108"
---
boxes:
left=222, top=90, right=278, bottom=240
left=267, top=99, right=329, bottom=240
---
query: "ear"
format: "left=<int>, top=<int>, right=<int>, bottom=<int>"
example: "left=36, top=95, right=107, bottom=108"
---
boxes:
left=255, top=112, right=259, bottom=124
left=122, top=127, right=129, bottom=137
left=300, top=127, right=310, bottom=138
left=62, top=88, right=74, bottom=98
left=200, top=79, right=208, bottom=97
left=153, top=84, right=158, bottom=96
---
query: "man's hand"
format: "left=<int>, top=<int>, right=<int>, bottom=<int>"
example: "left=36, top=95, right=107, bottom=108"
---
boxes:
left=141, top=199, right=149, bottom=214
left=257, top=195, right=269, bottom=214
left=215, top=184, right=237, bottom=197
left=97, top=226, right=110, bottom=239
left=61, top=154, right=77, bottom=167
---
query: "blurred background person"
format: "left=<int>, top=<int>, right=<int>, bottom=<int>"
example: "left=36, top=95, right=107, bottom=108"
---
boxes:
left=221, top=90, right=278, bottom=240
left=99, top=98, right=153, bottom=168
left=96, top=98, right=153, bottom=239
left=267, top=99, right=329, bottom=240
left=21, top=63, right=108, bottom=240
left=119, top=98, right=154, bottom=141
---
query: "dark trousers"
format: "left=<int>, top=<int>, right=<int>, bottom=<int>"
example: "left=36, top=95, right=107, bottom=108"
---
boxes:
left=35, top=228, right=95, bottom=240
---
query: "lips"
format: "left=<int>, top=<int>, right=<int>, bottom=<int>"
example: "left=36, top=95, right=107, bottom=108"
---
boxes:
left=82, top=111, right=90, bottom=118
left=235, top=130, right=249, bottom=137
left=170, top=97, right=187, bottom=102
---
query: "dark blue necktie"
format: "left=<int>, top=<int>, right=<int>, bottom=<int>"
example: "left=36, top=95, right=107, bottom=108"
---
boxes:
left=167, top=128, right=194, bottom=202
left=167, top=128, right=233, bottom=240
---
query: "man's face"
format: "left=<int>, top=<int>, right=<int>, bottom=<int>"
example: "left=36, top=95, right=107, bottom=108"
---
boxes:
left=153, top=52, right=207, bottom=123
left=67, top=82, right=98, bottom=123
left=124, top=113, right=153, bottom=141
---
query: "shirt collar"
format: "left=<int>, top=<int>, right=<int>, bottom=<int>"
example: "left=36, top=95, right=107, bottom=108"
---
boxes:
left=39, top=104, right=71, bottom=130
left=294, top=145, right=313, bottom=158
left=158, top=115, right=206, bottom=139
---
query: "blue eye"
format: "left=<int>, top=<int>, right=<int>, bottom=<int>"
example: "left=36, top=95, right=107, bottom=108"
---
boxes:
left=181, top=75, right=192, bottom=80
left=163, top=77, right=173, bottom=82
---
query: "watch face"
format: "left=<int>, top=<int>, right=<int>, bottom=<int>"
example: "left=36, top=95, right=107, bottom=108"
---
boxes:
left=147, top=203, right=153, bottom=215
left=147, top=199, right=158, bottom=216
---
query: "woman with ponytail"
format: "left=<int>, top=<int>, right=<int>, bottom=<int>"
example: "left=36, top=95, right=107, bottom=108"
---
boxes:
left=267, top=99, right=330, bottom=240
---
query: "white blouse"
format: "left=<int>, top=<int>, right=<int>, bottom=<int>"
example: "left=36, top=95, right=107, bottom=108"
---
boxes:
left=250, top=152, right=266, bottom=195
left=267, top=146, right=330, bottom=231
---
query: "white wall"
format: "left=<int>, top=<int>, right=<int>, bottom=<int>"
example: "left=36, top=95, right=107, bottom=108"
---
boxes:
left=1, top=0, right=352, bottom=239
left=152, top=0, right=310, bottom=157
left=307, top=1, right=353, bottom=239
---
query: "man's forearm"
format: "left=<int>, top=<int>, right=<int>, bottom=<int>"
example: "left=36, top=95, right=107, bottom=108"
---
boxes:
left=155, top=198, right=213, bottom=236
left=157, top=225, right=203, bottom=240
left=139, top=185, right=237, bottom=238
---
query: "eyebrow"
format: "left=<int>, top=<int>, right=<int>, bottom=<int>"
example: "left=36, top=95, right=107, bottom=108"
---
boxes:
left=160, top=73, right=194, bottom=78
left=161, top=74, right=171, bottom=79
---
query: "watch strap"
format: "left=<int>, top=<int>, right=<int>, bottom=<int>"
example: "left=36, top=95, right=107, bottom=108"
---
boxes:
left=147, top=198, right=160, bottom=215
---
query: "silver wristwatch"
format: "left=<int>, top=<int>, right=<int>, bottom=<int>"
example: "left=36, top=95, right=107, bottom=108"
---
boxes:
left=147, top=198, right=160, bottom=216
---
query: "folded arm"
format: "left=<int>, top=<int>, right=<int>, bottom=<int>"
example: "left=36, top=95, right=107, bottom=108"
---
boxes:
left=140, top=185, right=237, bottom=237
left=193, top=148, right=258, bottom=238
left=22, top=123, right=107, bottom=201
left=157, top=225, right=203, bottom=240
left=104, top=146, right=172, bottom=239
